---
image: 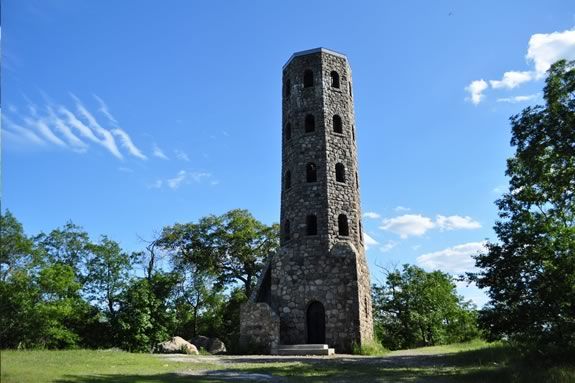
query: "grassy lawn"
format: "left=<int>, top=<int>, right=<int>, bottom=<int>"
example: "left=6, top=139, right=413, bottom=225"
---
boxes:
left=2, top=341, right=574, bottom=383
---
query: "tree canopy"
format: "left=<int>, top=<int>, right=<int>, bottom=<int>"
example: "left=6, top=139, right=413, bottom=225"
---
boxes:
left=471, top=60, right=575, bottom=356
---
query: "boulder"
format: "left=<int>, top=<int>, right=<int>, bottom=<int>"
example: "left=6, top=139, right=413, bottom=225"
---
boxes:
left=157, top=336, right=199, bottom=355
left=190, top=335, right=227, bottom=354
left=208, top=338, right=227, bottom=354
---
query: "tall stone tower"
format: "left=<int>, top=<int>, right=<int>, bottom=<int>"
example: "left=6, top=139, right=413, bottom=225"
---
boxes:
left=241, top=48, right=373, bottom=354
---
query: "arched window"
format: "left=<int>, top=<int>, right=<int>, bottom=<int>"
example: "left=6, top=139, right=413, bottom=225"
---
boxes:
left=283, top=219, right=291, bottom=241
left=285, top=78, right=291, bottom=97
left=306, top=163, right=317, bottom=182
left=306, top=214, right=317, bottom=236
left=285, top=170, right=291, bottom=190
left=305, top=114, right=315, bottom=133
left=285, top=122, right=292, bottom=141
left=338, top=214, right=349, bottom=236
left=304, top=70, right=314, bottom=88
left=335, top=163, right=346, bottom=182
left=333, top=115, right=342, bottom=134
left=330, top=71, right=340, bottom=88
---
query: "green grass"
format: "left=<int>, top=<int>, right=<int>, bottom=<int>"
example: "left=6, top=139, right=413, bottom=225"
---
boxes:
left=2, top=341, right=574, bottom=383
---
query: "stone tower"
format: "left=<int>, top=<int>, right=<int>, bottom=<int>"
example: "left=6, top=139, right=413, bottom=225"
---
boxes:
left=240, top=48, right=373, bottom=354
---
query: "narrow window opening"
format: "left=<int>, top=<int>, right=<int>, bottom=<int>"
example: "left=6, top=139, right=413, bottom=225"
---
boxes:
left=286, top=122, right=292, bottom=141
left=285, top=78, right=291, bottom=97
left=306, top=163, right=317, bottom=183
left=304, top=70, right=314, bottom=88
left=285, top=170, right=292, bottom=190
left=306, top=215, right=318, bottom=236
left=359, top=221, right=363, bottom=242
left=283, top=219, right=291, bottom=241
left=352, top=125, right=355, bottom=141
left=333, top=115, right=343, bottom=134
left=330, top=71, right=340, bottom=88
left=338, top=214, right=349, bottom=236
left=349, top=83, right=352, bottom=97
left=355, top=171, right=359, bottom=189
left=335, top=163, right=346, bottom=183
left=305, top=114, right=315, bottom=133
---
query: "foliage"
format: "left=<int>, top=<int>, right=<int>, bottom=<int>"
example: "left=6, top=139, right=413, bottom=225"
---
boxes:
left=470, top=60, right=575, bottom=357
left=352, top=337, right=389, bottom=355
left=157, top=209, right=279, bottom=298
left=373, top=264, right=479, bottom=350
left=0, top=210, right=35, bottom=280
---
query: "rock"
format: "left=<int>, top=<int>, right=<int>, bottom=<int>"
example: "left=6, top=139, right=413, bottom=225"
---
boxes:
left=208, top=338, right=227, bottom=354
left=190, top=335, right=227, bottom=354
left=157, top=336, right=198, bottom=355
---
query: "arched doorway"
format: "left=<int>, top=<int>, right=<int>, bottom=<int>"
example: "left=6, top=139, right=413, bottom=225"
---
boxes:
left=306, top=301, right=326, bottom=344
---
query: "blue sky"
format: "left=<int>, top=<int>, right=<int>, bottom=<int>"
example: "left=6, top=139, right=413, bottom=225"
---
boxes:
left=3, top=0, right=575, bottom=306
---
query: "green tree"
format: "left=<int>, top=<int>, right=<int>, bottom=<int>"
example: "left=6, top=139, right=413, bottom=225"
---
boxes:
left=0, top=210, right=35, bottom=280
left=157, top=209, right=279, bottom=298
left=471, top=60, right=575, bottom=356
left=373, top=265, right=478, bottom=350
left=34, top=222, right=91, bottom=275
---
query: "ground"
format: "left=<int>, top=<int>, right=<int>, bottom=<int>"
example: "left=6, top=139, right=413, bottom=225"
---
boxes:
left=2, top=341, right=574, bottom=383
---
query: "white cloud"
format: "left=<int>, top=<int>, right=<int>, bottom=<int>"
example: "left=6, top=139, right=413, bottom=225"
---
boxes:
left=379, top=240, right=398, bottom=253
left=379, top=213, right=481, bottom=239
left=3, top=118, right=45, bottom=145
left=112, top=128, right=147, bottom=160
left=24, top=117, right=67, bottom=147
left=496, top=94, right=539, bottom=103
left=363, top=232, right=379, bottom=250
left=380, top=214, right=435, bottom=239
left=167, top=170, right=187, bottom=189
left=174, top=149, right=190, bottom=162
left=490, top=71, right=533, bottom=89
left=363, top=212, right=381, bottom=219
left=153, top=144, right=169, bottom=160
left=47, top=107, right=87, bottom=151
left=93, top=94, right=119, bottom=126
left=154, top=170, right=215, bottom=190
left=436, top=215, right=481, bottom=231
left=416, top=241, right=487, bottom=274
left=394, top=206, right=411, bottom=212
left=527, top=29, right=575, bottom=77
left=466, top=27, right=575, bottom=104
left=465, top=79, right=488, bottom=105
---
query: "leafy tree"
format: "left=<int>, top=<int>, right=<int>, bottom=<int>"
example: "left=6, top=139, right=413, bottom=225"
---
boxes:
left=0, top=210, right=35, bottom=280
left=117, top=273, right=177, bottom=352
left=471, top=60, right=575, bottom=356
left=157, top=209, right=279, bottom=298
left=373, top=265, right=478, bottom=350
left=85, top=236, right=133, bottom=321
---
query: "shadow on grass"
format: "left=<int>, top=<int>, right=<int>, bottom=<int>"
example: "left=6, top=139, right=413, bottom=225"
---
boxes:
left=54, top=373, right=229, bottom=383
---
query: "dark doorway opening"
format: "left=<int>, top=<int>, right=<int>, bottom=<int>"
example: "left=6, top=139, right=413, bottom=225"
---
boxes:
left=306, top=301, right=326, bottom=344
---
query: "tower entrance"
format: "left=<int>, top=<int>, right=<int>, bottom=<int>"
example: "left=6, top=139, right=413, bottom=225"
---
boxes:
left=306, top=301, right=325, bottom=344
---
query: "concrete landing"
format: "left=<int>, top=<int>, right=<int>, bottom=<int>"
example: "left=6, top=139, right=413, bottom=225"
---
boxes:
left=275, top=344, right=335, bottom=356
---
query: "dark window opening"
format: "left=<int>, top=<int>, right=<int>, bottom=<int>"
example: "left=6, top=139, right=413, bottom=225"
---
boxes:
left=255, top=268, right=272, bottom=305
left=352, top=125, right=355, bottom=141
left=285, top=78, right=291, bottom=97
left=305, top=114, right=315, bottom=133
left=286, top=122, right=292, bottom=141
left=335, top=163, right=346, bottom=183
left=330, top=71, right=340, bottom=88
left=359, top=221, right=363, bottom=242
left=306, top=215, right=318, bottom=236
left=333, top=115, right=342, bottom=134
left=304, top=70, right=314, bottom=88
left=283, top=219, right=291, bottom=241
left=338, top=214, right=349, bottom=236
left=306, top=163, right=317, bottom=182
left=349, top=83, right=353, bottom=97
left=355, top=171, right=359, bottom=189
left=285, top=170, right=291, bottom=190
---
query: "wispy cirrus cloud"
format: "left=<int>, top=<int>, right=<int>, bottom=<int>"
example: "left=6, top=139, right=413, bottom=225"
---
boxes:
left=152, top=170, right=216, bottom=190
left=465, top=27, right=575, bottom=104
left=153, top=144, right=169, bottom=160
left=3, top=94, right=147, bottom=161
left=174, top=149, right=190, bottom=162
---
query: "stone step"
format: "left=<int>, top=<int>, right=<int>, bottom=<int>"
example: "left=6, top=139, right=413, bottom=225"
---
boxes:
left=278, top=344, right=328, bottom=350
left=275, top=344, right=335, bottom=356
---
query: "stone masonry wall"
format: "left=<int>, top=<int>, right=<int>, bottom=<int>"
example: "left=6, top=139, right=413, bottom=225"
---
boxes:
left=239, top=302, right=280, bottom=354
